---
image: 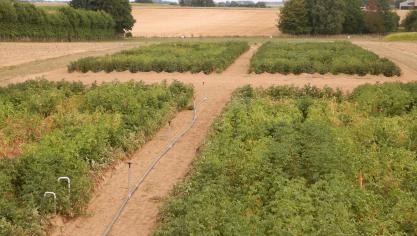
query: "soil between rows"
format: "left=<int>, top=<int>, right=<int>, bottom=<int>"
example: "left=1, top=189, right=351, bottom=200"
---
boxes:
left=2, top=40, right=417, bottom=236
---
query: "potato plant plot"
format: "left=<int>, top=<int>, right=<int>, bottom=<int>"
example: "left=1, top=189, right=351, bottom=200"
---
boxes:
left=0, top=80, right=193, bottom=235
left=68, top=41, right=249, bottom=74
left=250, top=41, right=401, bottom=77
left=154, top=83, right=417, bottom=235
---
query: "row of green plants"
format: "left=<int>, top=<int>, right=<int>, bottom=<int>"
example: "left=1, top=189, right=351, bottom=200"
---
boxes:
left=250, top=41, right=401, bottom=76
left=0, top=0, right=116, bottom=41
left=0, top=80, right=85, bottom=158
left=154, top=82, right=417, bottom=235
left=68, top=41, right=250, bottom=74
left=0, top=80, right=193, bottom=235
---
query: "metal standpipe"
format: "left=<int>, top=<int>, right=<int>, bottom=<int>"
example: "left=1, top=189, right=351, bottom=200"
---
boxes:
left=203, top=81, right=208, bottom=101
left=58, top=176, right=71, bottom=196
left=101, top=100, right=199, bottom=236
left=127, top=161, right=134, bottom=198
left=43, top=191, right=57, bottom=214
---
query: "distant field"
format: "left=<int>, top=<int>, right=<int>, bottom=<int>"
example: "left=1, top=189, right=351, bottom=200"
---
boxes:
left=131, top=7, right=280, bottom=37
left=385, top=32, right=417, bottom=41
left=27, top=5, right=410, bottom=38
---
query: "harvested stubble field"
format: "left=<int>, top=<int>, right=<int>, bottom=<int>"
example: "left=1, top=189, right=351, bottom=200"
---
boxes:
left=250, top=41, right=401, bottom=77
left=68, top=41, right=249, bottom=74
left=131, top=7, right=280, bottom=37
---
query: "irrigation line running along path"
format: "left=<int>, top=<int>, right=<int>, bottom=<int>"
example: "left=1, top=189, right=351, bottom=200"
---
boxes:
left=102, top=100, right=199, bottom=236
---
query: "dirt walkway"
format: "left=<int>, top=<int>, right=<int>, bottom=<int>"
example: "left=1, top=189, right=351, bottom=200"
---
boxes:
left=354, top=41, right=417, bottom=78
left=49, top=46, right=258, bottom=236
left=4, top=41, right=417, bottom=236
left=0, top=42, right=143, bottom=85
left=0, top=42, right=135, bottom=68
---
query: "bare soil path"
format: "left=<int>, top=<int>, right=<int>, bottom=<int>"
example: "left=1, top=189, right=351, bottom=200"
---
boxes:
left=354, top=41, right=417, bottom=78
left=50, top=45, right=259, bottom=236
left=0, top=42, right=142, bottom=84
left=3, top=40, right=417, bottom=236
left=0, top=42, right=137, bottom=69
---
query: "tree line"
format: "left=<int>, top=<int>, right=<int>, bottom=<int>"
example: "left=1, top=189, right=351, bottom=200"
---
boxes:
left=0, top=0, right=135, bottom=41
left=279, top=0, right=400, bottom=34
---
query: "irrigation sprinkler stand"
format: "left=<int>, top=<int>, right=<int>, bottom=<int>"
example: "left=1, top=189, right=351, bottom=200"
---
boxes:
left=43, top=192, right=57, bottom=214
left=203, top=81, right=208, bottom=101
left=127, top=161, right=135, bottom=198
left=58, top=176, right=71, bottom=196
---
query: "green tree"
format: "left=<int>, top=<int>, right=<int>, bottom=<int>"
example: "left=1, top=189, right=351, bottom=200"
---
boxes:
left=364, top=0, right=399, bottom=33
left=278, top=0, right=311, bottom=34
left=0, top=0, right=17, bottom=23
left=182, top=0, right=215, bottom=7
left=343, top=0, right=364, bottom=33
left=70, top=0, right=135, bottom=33
left=310, top=0, right=346, bottom=34
left=364, top=11, right=385, bottom=33
left=402, top=11, right=417, bottom=31
left=378, top=0, right=399, bottom=32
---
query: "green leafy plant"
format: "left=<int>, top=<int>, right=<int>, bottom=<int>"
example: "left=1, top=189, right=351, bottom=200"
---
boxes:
left=68, top=41, right=250, bottom=74
left=250, top=41, right=401, bottom=77
left=0, top=79, right=193, bottom=234
left=154, top=82, right=417, bottom=235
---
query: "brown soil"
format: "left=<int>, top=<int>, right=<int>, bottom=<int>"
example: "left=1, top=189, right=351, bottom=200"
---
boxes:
left=354, top=41, right=417, bottom=76
left=0, top=42, right=139, bottom=69
left=2, top=40, right=417, bottom=236
left=131, top=7, right=280, bottom=37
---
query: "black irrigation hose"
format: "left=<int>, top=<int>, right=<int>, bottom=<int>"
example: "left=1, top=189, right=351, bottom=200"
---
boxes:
left=102, top=100, right=198, bottom=236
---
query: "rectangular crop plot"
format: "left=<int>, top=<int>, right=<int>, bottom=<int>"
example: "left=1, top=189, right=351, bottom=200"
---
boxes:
left=0, top=80, right=193, bottom=235
left=250, top=41, right=401, bottom=77
left=154, top=83, right=417, bottom=235
left=68, top=41, right=249, bottom=74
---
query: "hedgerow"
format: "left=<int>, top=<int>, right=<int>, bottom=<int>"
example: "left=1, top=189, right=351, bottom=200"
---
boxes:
left=250, top=41, right=401, bottom=77
left=0, top=80, right=193, bottom=234
left=154, top=82, right=417, bottom=235
left=0, top=0, right=116, bottom=41
left=68, top=41, right=250, bottom=74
